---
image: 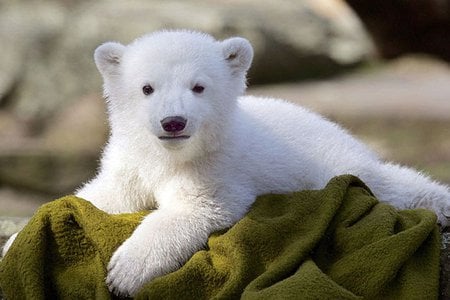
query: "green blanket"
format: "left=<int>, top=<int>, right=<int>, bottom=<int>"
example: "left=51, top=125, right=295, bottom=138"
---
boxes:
left=0, top=175, right=440, bottom=299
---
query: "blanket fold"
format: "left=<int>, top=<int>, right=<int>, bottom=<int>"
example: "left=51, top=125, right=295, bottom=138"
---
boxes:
left=0, top=175, right=440, bottom=299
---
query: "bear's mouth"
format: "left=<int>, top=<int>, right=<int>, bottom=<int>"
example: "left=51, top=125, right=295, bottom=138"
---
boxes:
left=158, top=135, right=190, bottom=140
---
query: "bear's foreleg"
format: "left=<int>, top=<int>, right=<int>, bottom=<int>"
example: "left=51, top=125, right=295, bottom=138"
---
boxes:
left=106, top=195, right=243, bottom=297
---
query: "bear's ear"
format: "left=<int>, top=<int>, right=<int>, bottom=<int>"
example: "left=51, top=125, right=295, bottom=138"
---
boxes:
left=94, top=42, right=125, bottom=77
left=221, top=37, right=253, bottom=75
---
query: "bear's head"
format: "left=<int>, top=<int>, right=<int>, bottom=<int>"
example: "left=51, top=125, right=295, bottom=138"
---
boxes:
left=94, top=30, right=253, bottom=161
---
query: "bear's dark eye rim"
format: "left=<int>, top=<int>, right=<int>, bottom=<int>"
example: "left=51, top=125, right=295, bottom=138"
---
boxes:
left=142, top=84, right=154, bottom=95
left=192, top=85, right=205, bottom=94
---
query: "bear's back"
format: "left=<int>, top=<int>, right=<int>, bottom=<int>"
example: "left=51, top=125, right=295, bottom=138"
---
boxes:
left=230, top=95, right=379, bottom=192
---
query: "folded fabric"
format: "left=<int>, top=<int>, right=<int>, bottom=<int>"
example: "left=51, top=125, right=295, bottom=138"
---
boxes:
left=0, top=175, right=440, bottom=299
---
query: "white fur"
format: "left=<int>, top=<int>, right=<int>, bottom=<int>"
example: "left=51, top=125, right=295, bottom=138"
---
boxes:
left=3, top=30, right=449, bottom=296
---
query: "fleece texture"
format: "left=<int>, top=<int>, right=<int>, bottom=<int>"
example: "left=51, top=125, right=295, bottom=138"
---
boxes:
left=0, top=175, right=440, bottom=299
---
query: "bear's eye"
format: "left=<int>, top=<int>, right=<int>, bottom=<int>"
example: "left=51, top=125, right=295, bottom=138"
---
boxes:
left=192, top=85, right=205, bottom=94
left=142, top=85, right=154, bottom=95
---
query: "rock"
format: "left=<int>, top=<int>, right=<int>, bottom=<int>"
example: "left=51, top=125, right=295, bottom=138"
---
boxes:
left=344, top=0, right=450, bottom=61
left=0, top=188, right=48, bottom=217
left=441, top=230, right=450, bottom=298
left=248, top=55, right=450, bottom=121
left=0, top=93, right=102, bottom=199
left=0, top=1, right=67, bottom=115
left=0, top=216, right=29, bottom=258
left=40, top=94, right=108, bottom=154
left=0, top=94, right=107, bottom=196
left=0, top=217, right=28, bottom=238
left=0, top=150, right=99, bottom=196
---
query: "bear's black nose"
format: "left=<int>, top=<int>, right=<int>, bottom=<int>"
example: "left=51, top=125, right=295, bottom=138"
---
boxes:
left=160, top=116, right=187, bottom=133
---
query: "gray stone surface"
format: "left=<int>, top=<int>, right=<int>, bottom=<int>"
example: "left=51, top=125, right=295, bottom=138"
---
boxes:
left=0, top=217, right=28, bottom=238
left=0, top=217, right=28, bottom=259
left=441, top=231, right=450, bottom=298
left=249, top=55, right=450, bottom=121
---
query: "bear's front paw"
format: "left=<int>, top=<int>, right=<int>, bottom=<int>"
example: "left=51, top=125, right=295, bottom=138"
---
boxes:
left=106, top=238, right=165, bottom=297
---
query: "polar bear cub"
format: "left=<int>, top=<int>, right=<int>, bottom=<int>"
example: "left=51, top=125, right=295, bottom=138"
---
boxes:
left=4, top=30, right=449, bottom=296
left=76, top=30, right=450, bottom=296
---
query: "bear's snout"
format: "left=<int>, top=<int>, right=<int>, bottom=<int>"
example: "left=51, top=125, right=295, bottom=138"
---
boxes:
left=160, top=116, right=187, bottom=133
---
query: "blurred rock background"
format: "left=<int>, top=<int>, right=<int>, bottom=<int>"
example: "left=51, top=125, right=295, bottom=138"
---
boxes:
left=0, top=0, right=449, bottom=218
